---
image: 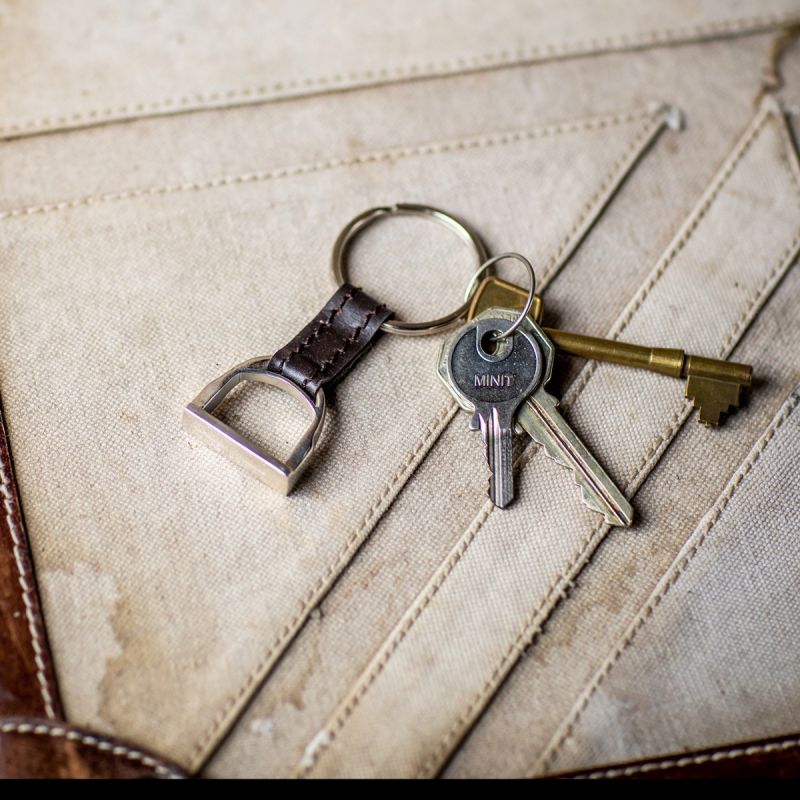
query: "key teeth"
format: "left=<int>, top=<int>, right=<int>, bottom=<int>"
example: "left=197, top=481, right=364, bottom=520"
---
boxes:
left=537, top=436, right=633, bottom=527
left=685, top=376, right=743, bottom=427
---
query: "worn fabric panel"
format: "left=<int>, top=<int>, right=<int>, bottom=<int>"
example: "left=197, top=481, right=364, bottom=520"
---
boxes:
left=208, top=36, right=781, bottom=779
left=446, top=245, right=800, bottom=778
left=0, top=105, right=664, bottom=770
left=296, top=100, right=800, bottom=778
left=0, top=34, right=770, bottom=216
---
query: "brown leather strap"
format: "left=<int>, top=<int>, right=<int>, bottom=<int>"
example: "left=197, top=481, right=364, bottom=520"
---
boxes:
left=267, top=283, right=392, bottom=399
left=0, top=398, right=62, bottom=721
left=556, top=733, right=800, bottom=780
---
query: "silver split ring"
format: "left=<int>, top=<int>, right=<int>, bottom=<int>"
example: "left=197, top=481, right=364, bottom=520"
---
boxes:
left=331, top=203, right=492, bottom=336
left=463, top=252, right=536, bottom=342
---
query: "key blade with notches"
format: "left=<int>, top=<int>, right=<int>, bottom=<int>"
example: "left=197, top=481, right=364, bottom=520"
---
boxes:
left=517, top=390, right=633, bottom=527
left=463, top=308, right=634, bottom=527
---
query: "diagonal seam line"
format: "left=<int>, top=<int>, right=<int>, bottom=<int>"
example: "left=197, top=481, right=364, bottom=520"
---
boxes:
left=294, top=104, right=678, bottom=777
left=0, top=10, right=796, bottom=139
left=0, top=104, right=666, bottom=222
left=577, top=734, right=800, bottom=779
left=0, top=719, right=183, bottom=778
left=530, top=101, right=800, bottom=776
left=186, top=399, right=459, bottom=770
left=421, top=106, right=800, bottom=779
left=535, top=386, right=800, bottom=776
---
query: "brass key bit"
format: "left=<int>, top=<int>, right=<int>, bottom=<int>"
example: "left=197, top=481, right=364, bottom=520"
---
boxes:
left=468, top=276, right=753, bottom=426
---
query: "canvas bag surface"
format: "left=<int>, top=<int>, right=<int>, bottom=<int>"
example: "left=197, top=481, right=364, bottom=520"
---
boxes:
left=1, top=0, right=800, bottom=778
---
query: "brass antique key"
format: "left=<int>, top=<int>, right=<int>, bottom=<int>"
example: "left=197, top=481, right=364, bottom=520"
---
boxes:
left=468, top=276, right=753, bottom=426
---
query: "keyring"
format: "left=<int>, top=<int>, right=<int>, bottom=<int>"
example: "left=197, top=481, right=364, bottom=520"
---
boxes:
left=463, top=252, right=536, bottom=341
left=331, top=203, right=492, bottom=336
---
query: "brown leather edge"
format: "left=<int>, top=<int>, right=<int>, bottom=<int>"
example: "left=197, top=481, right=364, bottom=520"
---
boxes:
left=0, top=393, right=63, bottom=720
left=0, top=717, right=186, bottom=779
left=554, top=732, right=800, bottom=779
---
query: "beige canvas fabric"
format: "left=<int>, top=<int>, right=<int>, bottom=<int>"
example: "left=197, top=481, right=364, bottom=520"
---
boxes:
left=446, top=211, right=800, bottom=779
left=540, top=384, right=800, bottom=773
left=211, top=34, right=800, bottom=778
left=0, top=101, right=672, bottom=771
left=2, top=0, right=798, bottom=139
left=1, top=1, right=799, bottom=779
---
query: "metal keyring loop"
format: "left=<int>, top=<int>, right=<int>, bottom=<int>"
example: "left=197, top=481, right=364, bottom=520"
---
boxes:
left=331, top=203, right=492, bottom=336
left=464, top=252, right=536, bottom=341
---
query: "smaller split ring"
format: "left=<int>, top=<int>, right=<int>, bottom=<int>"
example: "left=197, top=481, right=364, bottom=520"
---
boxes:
left=463, top=252, right=537, bottom=342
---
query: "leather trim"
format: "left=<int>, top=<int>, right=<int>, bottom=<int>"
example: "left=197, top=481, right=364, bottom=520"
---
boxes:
left=0, top=718, right=185, bottom=779
left=0, top=396, right=62, bottom=720
left=0, top=396, right=185, bottom=778
left=267, top=283, right=392, bottom=398
left=556, top=733, right=800, bottom=779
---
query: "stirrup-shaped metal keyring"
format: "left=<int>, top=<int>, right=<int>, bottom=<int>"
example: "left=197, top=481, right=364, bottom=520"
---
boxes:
left=184, top=357, right=326, bottom=495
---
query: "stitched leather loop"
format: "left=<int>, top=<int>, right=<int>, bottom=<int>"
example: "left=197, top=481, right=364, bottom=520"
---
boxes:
left=267, top=283, right=393, bottom=399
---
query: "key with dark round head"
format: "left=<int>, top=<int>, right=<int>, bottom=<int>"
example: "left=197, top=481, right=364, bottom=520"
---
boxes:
left=443, top=316, right=544, bottom=508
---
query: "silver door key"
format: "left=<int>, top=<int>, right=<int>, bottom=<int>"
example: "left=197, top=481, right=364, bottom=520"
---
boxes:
left=440, top=315, right=543, bottom=507
left=439, top=308, right=633, bottom=525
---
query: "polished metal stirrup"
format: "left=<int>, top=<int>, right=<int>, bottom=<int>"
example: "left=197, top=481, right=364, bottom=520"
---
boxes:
left=184, top=358, right=326, bottom=495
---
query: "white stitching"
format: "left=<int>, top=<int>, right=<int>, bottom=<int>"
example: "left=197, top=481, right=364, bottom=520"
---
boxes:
left=190, top=102, right=672, bottom=772
left=0, top=720, right=183, bottom=778
left=186, top=400, right=459, bottom=769
left=0, top=10, right=795, bottom=137
left=0, top=105, right=660, bottom=221
left=433, top=102, right=800, bottom=778
left=0, top=438, right=57, bottom=719
left=1, top=96, right=667, bottom=775
left=579, top=735, right=800, bottom=779
left=292, top=105, right=682, bottom=777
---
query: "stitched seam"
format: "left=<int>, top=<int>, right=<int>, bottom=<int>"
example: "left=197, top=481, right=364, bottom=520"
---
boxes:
left=0, top=441, right=57, bottom=719
left=0, top=720, right=183, bottom=778
left=537, top=109, right=670, bottom=286
left=292, top=498, right=497, bottom=775
left=415, top=407, right=692, bottom=778
left=0, top=105, right=662, bottom=222
left=553, top=101, right=774, bottom=409
left=298, top=100, right=799, bottom=777
left=579, top=736, right=800, bottom=779
left=301, top=301, right=385, bottom=390
left=413, top=518, right=609, bottom=778
left=536, top=130, right=800, bottom=770
left=0, top=10, right=796, bottom=137
left=537, top=388, right=800, bottom=775
left=424, top=162, right=800, bottom=777
left=187, top=399, right=458, bottom=769
left=8, top=99, right=668, bottom=775
left=274, top=289, right=354, bottom=376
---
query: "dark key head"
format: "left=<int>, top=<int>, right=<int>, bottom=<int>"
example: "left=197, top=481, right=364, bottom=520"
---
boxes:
left=448, top=317, right=543, bottom=407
